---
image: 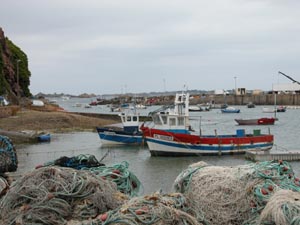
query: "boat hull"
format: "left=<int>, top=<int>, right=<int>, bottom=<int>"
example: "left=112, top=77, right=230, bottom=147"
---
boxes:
left=143, top=128, right=273, bottom=156
left=37, top=134, right=51, bottom=142
left=96, top=127, right=143, bottom=145
left=235, top=118, right=275, bottom=125
left=221, top=109, right=240, bottom=113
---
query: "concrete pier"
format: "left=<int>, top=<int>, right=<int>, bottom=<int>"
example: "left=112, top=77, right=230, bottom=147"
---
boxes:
left=245, top=150, right=300, bottom=162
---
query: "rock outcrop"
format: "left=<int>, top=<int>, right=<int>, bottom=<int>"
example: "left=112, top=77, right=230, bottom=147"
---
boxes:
left=0, top=27, right=31, bottom=104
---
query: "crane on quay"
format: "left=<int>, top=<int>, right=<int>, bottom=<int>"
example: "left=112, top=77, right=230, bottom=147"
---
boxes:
left=278, top=71, right=300, bottom=85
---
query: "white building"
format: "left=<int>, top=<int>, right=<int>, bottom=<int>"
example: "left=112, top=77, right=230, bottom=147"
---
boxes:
left=273, top=83, right=300, bottom=93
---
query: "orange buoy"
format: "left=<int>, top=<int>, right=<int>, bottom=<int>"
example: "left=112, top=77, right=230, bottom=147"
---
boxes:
left=261, top=188, right=268, bottom=195
left=267, top=185, right=274, bottom=191
left=99, top=213, right=108, bottom=221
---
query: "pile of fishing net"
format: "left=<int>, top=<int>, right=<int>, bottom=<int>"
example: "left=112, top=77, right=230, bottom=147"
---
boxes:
left=0, top=166, right=127, bottom=224
left=173, top=160, right=300, bottom=225
left=36, top=154, right=104, bottom=169
left=39, top=155, right=141, bottom=197
left=84, top=161, right=141, bottom=197
left=69, top=192, right=205, bottom=225
left=0, top=135, right=18, bottom=173
left=0, top=176, right=8, bottom=197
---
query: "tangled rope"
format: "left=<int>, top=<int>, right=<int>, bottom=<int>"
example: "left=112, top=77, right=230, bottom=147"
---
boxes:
left=85, top=161, right=142, bottom=197
left=39, top=155, right=141, bottom=197
left=0, top=135, right=18, bottom=173
left=77, top=192, right=205, bottom=225
left=0, top=166, right=127, bottom=225
left=259, top=189, right=300, bottom=225
left=173, top=160, right=300, bottom=225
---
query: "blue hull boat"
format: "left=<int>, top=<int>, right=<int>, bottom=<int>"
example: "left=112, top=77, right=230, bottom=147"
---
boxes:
left=37, top=133, right=51, bottom=142
left=96, top=108, right=143, bottom=145
left=221, top=107, right=240, bottom=113
left=96, top=127, right=143, bottom=145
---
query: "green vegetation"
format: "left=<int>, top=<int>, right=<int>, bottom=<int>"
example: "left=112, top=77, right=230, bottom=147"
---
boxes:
left=6, top=38, right=32, bottom=97
left=0, top=38, right=32, bottom=97
left=0, top=46, right=4, bottom=95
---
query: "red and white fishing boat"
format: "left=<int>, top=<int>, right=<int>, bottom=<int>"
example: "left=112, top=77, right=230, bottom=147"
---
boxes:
left=141, top=127, right=274, bottom=156
left=142, top=91, right=274, bottom=156
left=235, top=117, right=276, bottom=125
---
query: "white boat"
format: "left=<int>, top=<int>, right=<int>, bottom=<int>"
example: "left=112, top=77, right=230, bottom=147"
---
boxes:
left=221, top=107, right=240, bottom=113
left=72, top=103, right=82, bottom=107
left=61, top=96, right=70, bottom=101
left=135, top=104, right=147, bottom=109
left=262, top=107, right=275, bottom=113
left=144, top=92, right=192, bottom=134
left=188, top=105, right=202, bottom=112
left=32, top=100, right=44, bottom=107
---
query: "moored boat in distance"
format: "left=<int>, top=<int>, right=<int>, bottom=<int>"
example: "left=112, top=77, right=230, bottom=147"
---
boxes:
left=135, top=104, right=147, bottom=109
left=37, top=133, right=51, bottom=142
left=276, top=106, right=286, bottom=112
left=221, top=107, right=240, bottom=113
left=235, top=117, right=275, bottom=125
left=247, top=102, right=255, bottom=108
left=96, top=109, right=143, bottom=145
left=188, top=105, right=210, bottom=112
left=141, top=127, right=274, bottom=156
left=188, top=105, right=202, bottom=112
left=262, top=107, right=275, bottom=113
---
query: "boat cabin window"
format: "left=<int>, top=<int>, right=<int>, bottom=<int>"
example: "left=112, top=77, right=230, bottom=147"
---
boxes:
left=178, top=117, right=185, bottom=126
left=127, top=116, right=131, bottom=122
left=132, top=116, right=138, bottom=122
left=169, top=118, right=176, bottom=126
left=161, top=115, right=167, bottom=124
left=153, top=115, right=162, bottom=125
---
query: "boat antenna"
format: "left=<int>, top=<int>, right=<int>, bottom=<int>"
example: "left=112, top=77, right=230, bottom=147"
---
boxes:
left=199, top=116, right=202, bottom=136
left=272, top=83, right=277, bottom=119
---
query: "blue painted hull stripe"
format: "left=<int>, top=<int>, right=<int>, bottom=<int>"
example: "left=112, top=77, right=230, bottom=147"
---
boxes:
left=146, top=138, right=273, bottom=151
left=98, top=133, right=143, bottom=144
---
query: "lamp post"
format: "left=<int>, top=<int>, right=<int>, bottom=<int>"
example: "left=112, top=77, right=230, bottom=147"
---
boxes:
left=234, top=76, right=237, bottom=94
left=16, top=59, right=21, bottom=98
left=234, top=76, right=237, bottom=105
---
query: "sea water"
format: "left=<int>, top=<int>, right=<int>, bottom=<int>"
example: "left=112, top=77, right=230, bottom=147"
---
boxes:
left=16, top=99, right=300, bottom=194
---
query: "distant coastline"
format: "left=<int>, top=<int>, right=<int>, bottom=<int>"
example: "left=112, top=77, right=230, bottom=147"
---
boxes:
left=38, top=92, right=300, bottom=106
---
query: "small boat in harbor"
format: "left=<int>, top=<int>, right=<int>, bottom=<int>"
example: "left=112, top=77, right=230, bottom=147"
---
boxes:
left=188, top=105, right=210, bottom=112
left=37, top=133, right=51, bottom=142
left=135, top=104, right=147, bottom=109
left=96, top=110, right=143, bottom=145
left=262, top=107, right=275, bottom=113
left=276, top=106, right=286, bottom=112
left=141, top=127, right=274, bottom=156
left=188, top=105, right=202, bottom=112
left=235, top=117, right=276, bottom=125
left=247, top=102, right=255, bottom=108
left=221, top=107, right=240, bottom=113
left=263, top=106, right=286, bottom=113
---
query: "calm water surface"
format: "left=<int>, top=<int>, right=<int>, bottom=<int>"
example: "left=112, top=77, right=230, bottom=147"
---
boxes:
left=16, top=99, right=300, bottom=194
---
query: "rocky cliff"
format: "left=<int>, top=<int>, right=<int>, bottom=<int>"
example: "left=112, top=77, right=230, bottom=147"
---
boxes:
left=0, top=27, right=31, bottom=103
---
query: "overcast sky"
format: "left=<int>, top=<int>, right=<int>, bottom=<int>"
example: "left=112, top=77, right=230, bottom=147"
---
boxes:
left=1, top=0, right=300, bottom=95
